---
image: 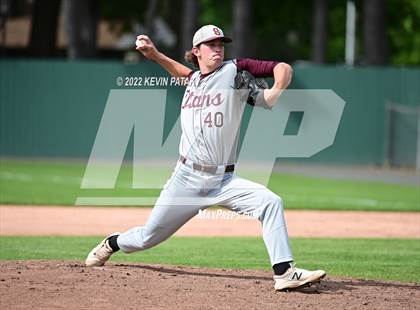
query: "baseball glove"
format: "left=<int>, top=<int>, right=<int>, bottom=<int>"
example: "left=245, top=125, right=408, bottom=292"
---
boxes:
left=234, top=70, right=269, bottom=107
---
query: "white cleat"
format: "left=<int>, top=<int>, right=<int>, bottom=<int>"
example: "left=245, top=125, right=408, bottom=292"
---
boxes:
left=85, top=233, right=119, bottom=267
left=273, top=264, right=326, bottom=291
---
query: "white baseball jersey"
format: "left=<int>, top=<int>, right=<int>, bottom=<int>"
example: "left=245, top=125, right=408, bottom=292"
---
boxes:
left=179, top=60, right=244, bottom=165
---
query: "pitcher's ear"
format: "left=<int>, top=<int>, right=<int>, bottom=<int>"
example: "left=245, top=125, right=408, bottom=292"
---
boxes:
left=192, top=46, right=200, bottom=57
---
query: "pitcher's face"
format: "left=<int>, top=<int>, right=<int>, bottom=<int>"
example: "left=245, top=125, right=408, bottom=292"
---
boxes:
left=194, top=39, right=225, bottom=71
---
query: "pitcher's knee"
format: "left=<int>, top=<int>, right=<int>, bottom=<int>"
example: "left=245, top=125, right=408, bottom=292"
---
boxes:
left=272, top=195, right=283, bottom=207
left=259, top=193, right=284, bottom=221
left=140, top=227, right=174, bottom=250
left=262, top=191, right=283, bottom=208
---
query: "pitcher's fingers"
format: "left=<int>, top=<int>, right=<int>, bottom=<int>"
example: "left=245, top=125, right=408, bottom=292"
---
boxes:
left=137, top=35, right=150, bottom=42
left=136, top=46, right=148, bottom=51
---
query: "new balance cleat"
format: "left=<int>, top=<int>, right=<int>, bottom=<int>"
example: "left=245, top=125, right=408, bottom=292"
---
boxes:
left=85, top=233, right=119, bottom=267
left=274, top=264, right=326, bottom=291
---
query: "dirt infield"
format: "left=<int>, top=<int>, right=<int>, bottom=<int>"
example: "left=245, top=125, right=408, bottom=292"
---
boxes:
left=1, top=260, right=419, bottom=310
left=1, top=206, right=419, bottom=309
left=1, top=205, right=419, bottom=238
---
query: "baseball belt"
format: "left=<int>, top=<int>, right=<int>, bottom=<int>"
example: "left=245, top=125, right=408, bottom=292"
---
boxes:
left=179, top=155, right=235, bottom=174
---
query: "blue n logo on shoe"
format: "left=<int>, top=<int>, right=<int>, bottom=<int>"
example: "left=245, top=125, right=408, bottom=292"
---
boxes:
left=292, top=272, right=302, bottom=280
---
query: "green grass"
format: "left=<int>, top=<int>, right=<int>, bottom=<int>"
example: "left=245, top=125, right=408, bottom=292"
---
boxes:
left=268, top=173, right=419, bottom=211
left=0, top=236, right=418, bottom=283
left=0, top=159, right=418, bottom=211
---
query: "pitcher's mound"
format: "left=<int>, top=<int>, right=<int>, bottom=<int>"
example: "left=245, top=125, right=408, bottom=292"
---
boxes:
left=0, top=260, right=418, bottom=309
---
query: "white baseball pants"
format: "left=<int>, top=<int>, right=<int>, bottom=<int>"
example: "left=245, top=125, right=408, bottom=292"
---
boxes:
left=117, top=160, right=293, bottom=266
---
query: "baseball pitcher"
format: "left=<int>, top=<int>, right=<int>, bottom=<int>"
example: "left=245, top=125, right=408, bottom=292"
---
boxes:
left=85, top=25, right=326, bottom=291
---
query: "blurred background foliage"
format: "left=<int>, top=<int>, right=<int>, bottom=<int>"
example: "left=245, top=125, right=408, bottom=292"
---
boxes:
left=0, top=0, right=419, bottom=65
left=98, top=0, right=420, bottom=65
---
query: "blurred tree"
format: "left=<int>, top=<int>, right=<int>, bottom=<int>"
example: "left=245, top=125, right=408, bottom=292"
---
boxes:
left=232, top=0, right=253, bottom=58
left=363, top=0, right=389, bottom=65
left=324, top=0, right=362, bottom=64
left=99, top=0, right=146, bottom=32
left=199, top=0, right=232, bottom=31
left=147, top=0, right=182, bottom=58
left=63, top=0, right=99, bottom=59
left=180, top=0, right=199, bottom=57
left=145, top=0, right=158, bottom=36
left=29, top=0, right=61, bottom=57
left=0, top=0, right=11, bottom=51
left=387, top=0, right=420, bottom=65
left=253, top=0, right=311, bottom=61
left=73, top=0, right=420, bottom=65
left=311, top=0, right=327, bottom=63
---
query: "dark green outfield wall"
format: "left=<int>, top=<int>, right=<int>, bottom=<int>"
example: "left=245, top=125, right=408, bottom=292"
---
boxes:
left=1, top=59, right=419, bottom=165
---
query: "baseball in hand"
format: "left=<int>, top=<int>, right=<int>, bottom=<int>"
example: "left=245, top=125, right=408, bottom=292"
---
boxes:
left=136, top=39, right=147, bottom=49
